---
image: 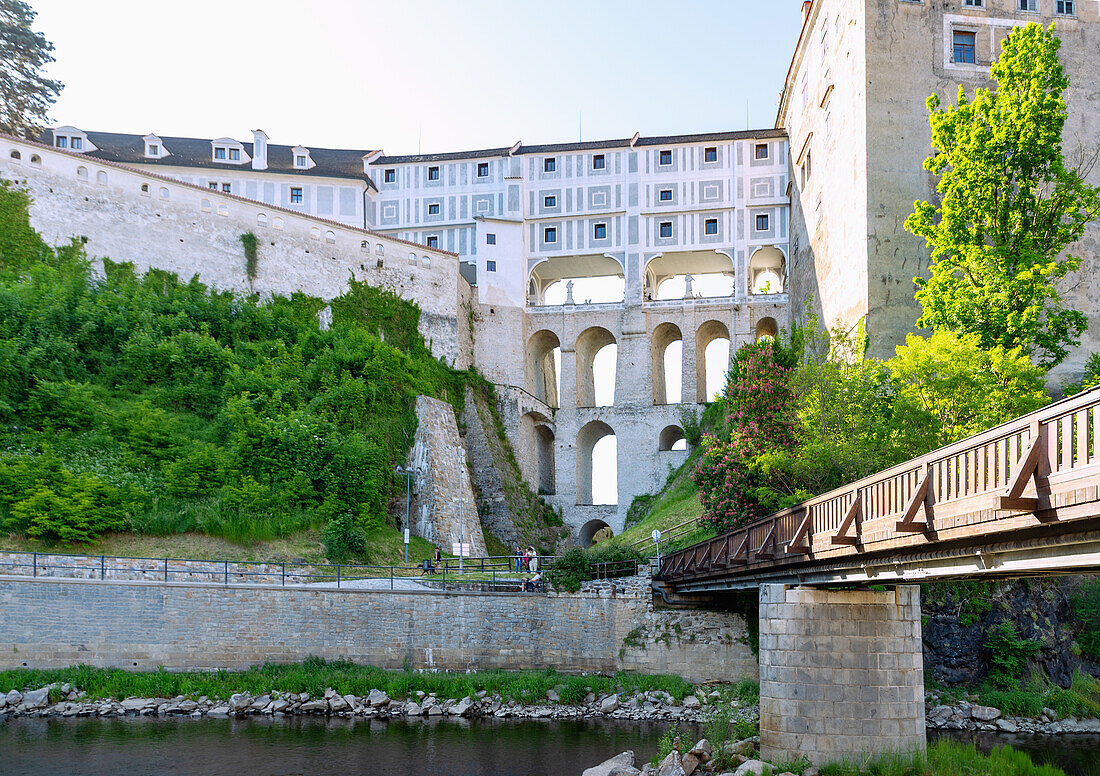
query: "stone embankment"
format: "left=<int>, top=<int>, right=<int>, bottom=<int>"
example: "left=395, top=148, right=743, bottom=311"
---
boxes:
left=0, top=683, right=746, bottom=725
left=924, top=692, right=1100, bottom=735
left=581, top=739, right=802, bottom=776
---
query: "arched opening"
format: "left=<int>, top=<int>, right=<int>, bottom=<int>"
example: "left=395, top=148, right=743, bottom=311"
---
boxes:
left=76, top=166, right=88, bottom=180
left=528, top=254, right=624, bottom=305
left=580, top=519, right=613, bottom=547
left=96, top=170, right=107, bottom=185
left=9, top=150, right=20, bottom=161
left=659, top=425, right=689, bottom=452
left=696, top=320, right=731, bottom=402
left=577, top=420, right=616, bottom=505
left=30, top=154, right=41, bottom=165
left=140, top=183, right=150, bottom=196
left=575, top=327, right=616, bottom=408
left=749, top=247, right=785, bottom=294
left=200, top=199, right=212, bottom=212
left=217, top=203, right=229, bottom=216
left=526, top=330, right=561, bottom=408
left=325, top=230, right=336, bottom=244
left=644, top=251, right=735, bottom=300
left=422, top=256, right=431, bottom=268
left=257, top=213, right=268, bottom=227
left=158, top=186, right=168, bottom=198
left=755, top=316, right=779, bottom=342
left=311, top=227, right=321, bottom=241
left=273, top=217, right=284, bottom=230
left=651, top=322, right=683, bottom=405
left=535, top=423, right=555, bottom=495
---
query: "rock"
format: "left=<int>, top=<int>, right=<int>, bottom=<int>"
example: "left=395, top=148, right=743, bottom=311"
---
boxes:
left=270, top=699, right=289, bottom=714
left=367, top=689, right=390, bottom=707
left=177, top=700, right=198, bottom=713
left=723, top=738, right=757, bottom=757
left=547, top=689, right=560, bottom=703
left=689, top=740, right=713, bottom=757
left=733, top=761, right=768, bottom=776
left=426, top=704, right=443, bottom=716
left=585, top=692, right=596, bottom=704
left=656, top=751, right=686, bottom=776
left=1043, top=707, right=1059, bottom=721
left=120, top=698, right=149, bottom=712
left=582, top=751, right=636, bottom=776
left=208, top=706, right=230, bottom=717
left=681, top=753, right=701, bottom=775
left=600, top=694, right=621, bottom=714
left=22, top=688, right=50, bottom=710
left=970, top=705, right=1001, bottom=722
left=929, top=704, right=953, bottom=720
left=804, top=768, right=821, bottom=776
left=451, top=697, right=474, bottom=717
left=996, top=718, right=1019, bottom=733
left=228, top=693, right=252, bottom=712
left=250, top=695, right=271, bottom=710
left=404, top=702, right=421, bottom=716
left=682, top=695, right=701, bottom=710
left=328, top=695, right=350, bottom=712
left=299, top=700, right=328, bottom=713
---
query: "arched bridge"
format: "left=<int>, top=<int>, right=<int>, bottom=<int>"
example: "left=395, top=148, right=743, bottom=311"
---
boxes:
left=655, top=385, right=1100, bottom=595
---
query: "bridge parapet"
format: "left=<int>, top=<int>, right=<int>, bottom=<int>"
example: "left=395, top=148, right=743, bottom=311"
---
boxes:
left=657, top=385, right=1100, bottom=590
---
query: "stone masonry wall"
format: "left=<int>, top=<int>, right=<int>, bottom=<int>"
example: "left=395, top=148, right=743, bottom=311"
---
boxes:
left=460, top=387, right=519, bottom=548
left=758, top=584, right=925, bottom=765
left=0, top=574, right=756, bottom=684
left=408, top=396, right=487, bottom=556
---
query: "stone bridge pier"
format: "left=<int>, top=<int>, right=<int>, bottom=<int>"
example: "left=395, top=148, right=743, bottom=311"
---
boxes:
left=758, top=584, right=925, bottom=765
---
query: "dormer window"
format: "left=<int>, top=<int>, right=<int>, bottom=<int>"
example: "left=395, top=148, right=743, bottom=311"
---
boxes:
left=215, top=147, right=226, bottom=160
left=291, top=146, right=314, bottom=170
left=212, top=139, right=248, bottom=165
left=71, top=137, right=82, bottom=150
left=229, top=148, right=240, bottom=161
left=295, top=155, right=306, bottom=167
left=55, top=136, right=67, bottom=148
left=143, top=134, right=167, bottom=159
left=51, top=126, right=94, bottom=154
left=148, top=145, right=159, bottom=156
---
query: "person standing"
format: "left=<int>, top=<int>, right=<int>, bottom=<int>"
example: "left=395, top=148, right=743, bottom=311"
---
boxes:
left=528, top=547, right=538, bottom=573
left=513, top=546, right=523, bottom=573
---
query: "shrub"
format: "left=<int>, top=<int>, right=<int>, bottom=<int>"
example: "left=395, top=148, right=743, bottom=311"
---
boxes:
left=984, top=620, right=1040, bottom=689
left=322, top=513, right=368, bottom=562
left=544, top=545, right=645, bottom=593
left=1070, top=578, right=1100, bottom=659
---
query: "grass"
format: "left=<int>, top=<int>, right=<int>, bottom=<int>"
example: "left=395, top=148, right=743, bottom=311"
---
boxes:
left=817, top=739, right=1066, bottom=776
left=976, top=670, right=1100, bottom=719
left=0, top=659, right=695, bottom=705
left=616, top=457, right=705, bottom=549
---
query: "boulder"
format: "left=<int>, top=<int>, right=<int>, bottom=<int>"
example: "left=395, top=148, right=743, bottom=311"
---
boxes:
left=656, top=751, right=686, bottom=776
left=681, top=753, right=701, bottom=775
left=583, top=751, right=637, bottom=776
left=177, top=700, right=198, bottom=713
left=682, top=695, right=701, bottom=710
left=208, top=706, right=230, bottom=717
left=723, top=738, right=757, bottom=757
left=733, top=761, right=768, bottom=776
left=367, top=689, right=390, bottom=707
left=228, top=693, right=252, bottom=712
left=996, top=718, right=1019, bottom=733
left=299, top=699, right=328, bottom=713
left=970, top=705, right=1001, bottom=722
left=451, top=697, right=475, bottom=717
left=600, top=694, right=621, bottom=714
left=404, top=702, right=422, bottom=716
left=22, top=688, right=50, bottom=710
left=547, top=689, right=560, bottom=703
left=120, top=698, right=150, bottom=712
left=250, top=695, right=271, bottom=710
left=689, top=740, right=712, bottom=757
left=328, top=694, right=350, bottom=712
left=270, top=699, right=290, bottom=714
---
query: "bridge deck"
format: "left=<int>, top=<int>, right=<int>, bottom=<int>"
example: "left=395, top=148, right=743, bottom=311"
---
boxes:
left=656, top=386, right=1100, bottom=592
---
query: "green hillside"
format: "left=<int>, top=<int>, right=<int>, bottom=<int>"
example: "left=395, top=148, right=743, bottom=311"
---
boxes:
left=0, top=182, right=474, bottom=560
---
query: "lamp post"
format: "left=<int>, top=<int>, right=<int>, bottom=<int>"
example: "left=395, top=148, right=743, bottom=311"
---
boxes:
left=395, top=465, right=416, bottom=564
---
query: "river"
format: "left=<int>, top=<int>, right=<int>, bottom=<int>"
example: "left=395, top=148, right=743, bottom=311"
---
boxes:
left=2, top=717, right=1098, bottom=776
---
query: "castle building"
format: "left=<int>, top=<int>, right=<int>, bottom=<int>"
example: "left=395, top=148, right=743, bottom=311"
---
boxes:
left=780, top=0, right=1100, bottom=383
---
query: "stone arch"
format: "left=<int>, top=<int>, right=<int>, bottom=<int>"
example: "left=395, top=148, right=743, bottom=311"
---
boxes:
left=696, top=320, right=731, bottom=403
left=576, top=420, right=616, bottom=505
left=659, top=425, right=688, bottom=451
left=755, top=316, right=779, bottom=342
left=651, top=322, right=683, bottom=405
left=526, top=329, right=561, bottom=408
left=749, top=246, right=785, bottom=294
left=575, top=326, right=616, bottom=408
left=579, top=519, right=613, bottom=547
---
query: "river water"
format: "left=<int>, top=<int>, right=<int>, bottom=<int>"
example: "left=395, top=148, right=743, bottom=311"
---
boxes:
left=2, top=717, right=1098, bottom=776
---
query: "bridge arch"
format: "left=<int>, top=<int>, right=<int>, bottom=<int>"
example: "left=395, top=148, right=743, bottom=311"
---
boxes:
left=526, top=329, right=561, bottom=408
left=576, top=420, right=616, bottom=505
left=755, top=316, right=779, bottom=342
left=651, top=322, right=683, bottom=405
left=579, top=519, right=613, bottom=547
left=575, top=326, right=616, bottom=408
left=695, top=320, right=730, bottom=403
left=659, top=425, right=688, bottom=451
left=521, top=410, right=556, bottom=495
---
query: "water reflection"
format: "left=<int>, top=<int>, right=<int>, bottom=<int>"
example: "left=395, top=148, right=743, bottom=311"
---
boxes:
left=931, top=729, right=1100, bottom=776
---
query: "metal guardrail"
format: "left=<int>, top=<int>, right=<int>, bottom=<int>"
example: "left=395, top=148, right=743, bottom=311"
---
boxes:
left=630, top=516, right=702, bottom=552
left=658, top=384, right=1100, bottom=583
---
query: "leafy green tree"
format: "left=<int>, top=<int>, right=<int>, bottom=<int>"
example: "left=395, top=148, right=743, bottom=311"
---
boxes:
left=0, top=1, right=62, bottom=138
left=890, top=331, right=1049, bottom=445
left=905, top=23, right=1100, bottom=368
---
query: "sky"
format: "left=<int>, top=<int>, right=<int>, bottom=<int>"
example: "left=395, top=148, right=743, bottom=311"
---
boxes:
left=29, top=0, right=798, bottom=513
left=32, top=0, right=805, bottom=154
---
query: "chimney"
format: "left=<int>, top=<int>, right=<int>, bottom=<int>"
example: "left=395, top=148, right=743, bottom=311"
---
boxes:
left=252, top=129, right=268, bottom=170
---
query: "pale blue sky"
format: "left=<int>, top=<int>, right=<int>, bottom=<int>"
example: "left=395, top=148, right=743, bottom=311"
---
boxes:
left=34, top=0, right=805, bottom=153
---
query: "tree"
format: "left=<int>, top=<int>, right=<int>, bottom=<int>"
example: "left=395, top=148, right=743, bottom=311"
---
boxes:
left=905, top=23, right=1100, bottom=369
left=0, top=1, right=62, bottom=138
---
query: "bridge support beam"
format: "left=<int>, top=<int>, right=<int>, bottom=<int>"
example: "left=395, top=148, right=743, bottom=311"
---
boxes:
left=758, top=584, right=925, bottom=765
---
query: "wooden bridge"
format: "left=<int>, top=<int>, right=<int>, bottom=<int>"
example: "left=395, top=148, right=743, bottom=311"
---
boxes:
left=655, top=385, right=1100, bottom=595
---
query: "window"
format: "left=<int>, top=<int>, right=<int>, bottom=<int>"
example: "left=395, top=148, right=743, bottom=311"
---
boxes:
left=704, top=218, right=718, bottom=235
left=659, top=221, right=673, bottom=238
left=428, top=202, right=440, bottom=215
left=544, top=195, right=556, bottom=208
left=756, top=214, right=770, bottom=231
left=544, top=227, right=557, bottom=243
left=704, top=147, right=717, bottom=163
left=295, top=155, right=307, bottom=168
left=229, top=148, right=240, bottom=161
left=426, top=236, right=438, bottom=249
left=222, top=183, right=231, bottom=194
left=55, top=136, right=68, bottom=148
left=1056, top=0, right=1075, bottom=14
left=486, top=260, right=497, bottom=272
left=72, top=137, right=83, bottom=150
left=486, top=233, right=496, bottom=245
left=477, top=162, right=489, bottom=177
left=148, top=144, right=159, bottom=156
left=755, top=143, right=769, bottom=160
left=593, top=223, right=606, bottom=240
left=428, top=166, right=440, bottom=181
left=1018, top=0, right=1037, bottom=10
left=209, top=182, right=218, bottom=190
left=592, top=154, right=605, bottom=170
left=659, top=150, right=672, bottom=166
left=801, top=149, right=813, bottom=186
left=214, top=147, right=226, bottom=160
left=963, top=0, right=983, bottom=6
left=290, top=187, right=303, bottom=204
left=953, top=30, right=976, bottom=63
left=140, top=183, right=149, bottom=194
left=659, top=189, right=673, bottom=202
left=544, top=157, right=556, bottom=172
left=384, top=169, right=396, bottom=183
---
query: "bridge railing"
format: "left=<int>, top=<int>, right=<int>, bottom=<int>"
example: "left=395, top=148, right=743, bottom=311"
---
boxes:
left=656, top=385, right=1100, bottom=582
